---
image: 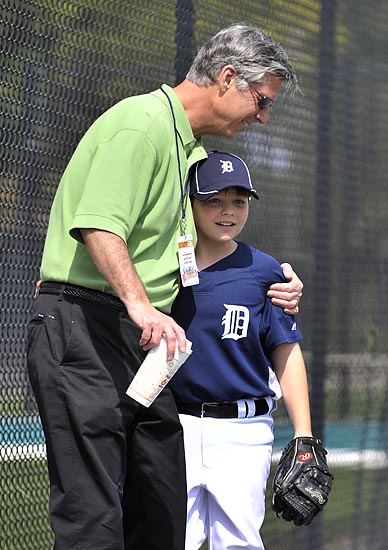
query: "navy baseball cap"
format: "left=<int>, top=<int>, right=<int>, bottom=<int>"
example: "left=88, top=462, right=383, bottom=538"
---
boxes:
left=190, top=151, right=259, bottom=201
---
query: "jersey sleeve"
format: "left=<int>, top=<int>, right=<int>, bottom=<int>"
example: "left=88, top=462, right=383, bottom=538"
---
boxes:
left=260, top=298, right=302, bottom=351
left=252, top=250, right=303, bottom=351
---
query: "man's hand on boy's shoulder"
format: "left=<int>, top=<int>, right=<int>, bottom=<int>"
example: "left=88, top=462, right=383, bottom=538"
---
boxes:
left=267, top=263, right=303, bottom=315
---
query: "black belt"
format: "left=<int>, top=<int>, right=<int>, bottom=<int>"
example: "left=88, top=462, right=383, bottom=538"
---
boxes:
left=176, top=399, right=269, bottom=419
left=39, top=281, right=125, bottom=311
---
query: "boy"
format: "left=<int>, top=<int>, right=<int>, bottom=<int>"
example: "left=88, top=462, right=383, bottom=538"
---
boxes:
left=170, top=151, right=314, bottom=550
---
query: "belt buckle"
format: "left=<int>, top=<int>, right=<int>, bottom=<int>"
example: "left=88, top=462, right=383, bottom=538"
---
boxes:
left=201, top=402, right=217, bottom=418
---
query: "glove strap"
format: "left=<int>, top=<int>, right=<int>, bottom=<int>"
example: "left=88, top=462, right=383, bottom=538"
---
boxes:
left=297, top=437, right=327, bottom=455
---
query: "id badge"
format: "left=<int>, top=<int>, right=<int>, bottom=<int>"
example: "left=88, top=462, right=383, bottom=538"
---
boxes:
left=177, top=234, right=199, bottom=287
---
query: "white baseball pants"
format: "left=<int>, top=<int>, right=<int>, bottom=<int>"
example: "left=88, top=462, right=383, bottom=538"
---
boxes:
left=179, top=403, right=274, bottom=550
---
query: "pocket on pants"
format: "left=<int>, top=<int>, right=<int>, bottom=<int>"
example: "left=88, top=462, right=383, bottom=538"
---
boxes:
left=27, top=310, right=45, bottom=356
left=27, top=297, right=77, bottom=366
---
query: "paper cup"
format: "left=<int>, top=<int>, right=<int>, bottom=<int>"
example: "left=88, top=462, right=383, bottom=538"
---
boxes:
left=126, top=338, right=192, bottom=407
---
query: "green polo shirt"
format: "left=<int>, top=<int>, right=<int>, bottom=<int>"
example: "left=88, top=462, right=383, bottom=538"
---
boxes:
left=40, top=85, right=207, bottom=313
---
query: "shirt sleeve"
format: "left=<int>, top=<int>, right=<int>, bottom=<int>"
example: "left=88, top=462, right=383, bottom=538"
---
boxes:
left=70, top=128, right=156, bottom=243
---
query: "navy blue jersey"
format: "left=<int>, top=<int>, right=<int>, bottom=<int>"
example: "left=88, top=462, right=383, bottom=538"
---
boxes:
left=169, top=242, right=302, bottom=403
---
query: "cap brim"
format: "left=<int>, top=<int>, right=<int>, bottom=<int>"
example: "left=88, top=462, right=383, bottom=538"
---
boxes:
left=192, top=183, right=259, bottom=201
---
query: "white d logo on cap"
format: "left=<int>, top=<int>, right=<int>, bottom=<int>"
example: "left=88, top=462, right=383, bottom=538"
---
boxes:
left=220, top=160, right=234, bottom=174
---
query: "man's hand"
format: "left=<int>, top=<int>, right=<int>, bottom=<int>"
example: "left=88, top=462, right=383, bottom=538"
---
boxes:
left=126, top=301, right=187, bottom=361
left=267, top=263, right=303, bottom=315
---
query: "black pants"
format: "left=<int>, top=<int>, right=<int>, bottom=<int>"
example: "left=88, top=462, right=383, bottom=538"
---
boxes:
left=27, top=293, right=187, bottom=550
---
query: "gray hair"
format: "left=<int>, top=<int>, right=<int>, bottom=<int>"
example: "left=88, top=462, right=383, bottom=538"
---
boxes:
left=186, top=24, right=299, bottom=96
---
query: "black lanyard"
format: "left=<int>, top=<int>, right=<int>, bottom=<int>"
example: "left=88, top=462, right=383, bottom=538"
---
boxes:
left=160, top=85, right=190, bottom=234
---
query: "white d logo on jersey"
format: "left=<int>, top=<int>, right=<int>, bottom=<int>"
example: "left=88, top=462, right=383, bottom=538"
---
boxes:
left=221, top=304, right=249, bottom=340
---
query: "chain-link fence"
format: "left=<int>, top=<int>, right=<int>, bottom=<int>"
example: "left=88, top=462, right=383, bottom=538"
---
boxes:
left=1, top=1, right=388, bottom=549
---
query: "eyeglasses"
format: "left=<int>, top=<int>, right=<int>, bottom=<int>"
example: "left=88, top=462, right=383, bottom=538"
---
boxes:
left=247, top=83, right=273, bottom=110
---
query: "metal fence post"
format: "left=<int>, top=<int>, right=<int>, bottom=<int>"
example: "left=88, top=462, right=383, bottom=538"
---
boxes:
left=175, top=0, right=195, bottom=85
left=310, top=0, right=337, bottom=548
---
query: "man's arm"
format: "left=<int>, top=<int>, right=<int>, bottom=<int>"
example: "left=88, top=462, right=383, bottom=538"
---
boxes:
left=267, top=263, right=303, bottom=315
left=81, top=228, right=186, bottom=360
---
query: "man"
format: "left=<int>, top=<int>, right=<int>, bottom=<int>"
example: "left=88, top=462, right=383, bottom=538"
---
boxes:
left=27, top=24, right=302, bottom=550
